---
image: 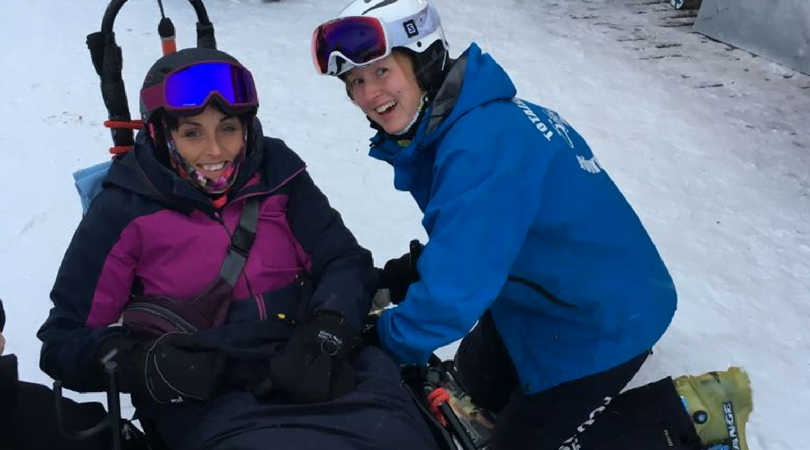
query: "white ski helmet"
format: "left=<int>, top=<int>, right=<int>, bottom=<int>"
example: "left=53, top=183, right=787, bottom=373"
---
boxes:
left=313, top=0, right=450, bottom=93
left=337, top=0, right=448, bottom=60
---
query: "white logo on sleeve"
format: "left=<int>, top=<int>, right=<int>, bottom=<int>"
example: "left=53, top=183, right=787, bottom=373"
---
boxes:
left=576, top=155, right=603, bottom=174
left=542, top=108, right=575, bottom=149
left=512, top=99, right=574, bottom=148
left=513, top=98, right=602, bottom=174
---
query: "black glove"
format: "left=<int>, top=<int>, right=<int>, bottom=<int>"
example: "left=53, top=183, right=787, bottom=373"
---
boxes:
left=360, top=312, right=381, bottom=348
left=379, top=239, right=423, bottom=304
left=255, top=311, right=357, bottom=404
left=98, top=332, right=227, bottom=405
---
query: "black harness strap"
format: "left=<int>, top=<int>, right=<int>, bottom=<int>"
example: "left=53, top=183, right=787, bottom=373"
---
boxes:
left=219, top=197, right=260, bottom=287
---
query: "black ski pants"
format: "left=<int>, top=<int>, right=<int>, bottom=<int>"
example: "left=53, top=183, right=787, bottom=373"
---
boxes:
left=454, top=312, right=702, bottom=450
left=138, top=346, right=441, bottom=450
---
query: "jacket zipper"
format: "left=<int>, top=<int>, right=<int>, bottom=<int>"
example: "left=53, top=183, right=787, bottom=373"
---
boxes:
left=226, top=166, right=307, bottom=207
left=254, top=294, right=267, bottom=320
left=507, top=276, right=577, bottom=309
left=212, top=170, right=307, bottom=321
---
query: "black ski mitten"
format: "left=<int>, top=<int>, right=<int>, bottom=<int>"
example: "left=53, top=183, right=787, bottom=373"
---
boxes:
left=97, top=332, right=227, bottom=405
left=379, top=239, right=423, bottom=304
left=255, top=311, right=358, bottom=404
left=359, top=312, right=381, bottom=348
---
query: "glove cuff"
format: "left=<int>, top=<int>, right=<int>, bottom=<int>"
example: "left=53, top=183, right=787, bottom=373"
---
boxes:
left=96, top=335, right=139, bottom=363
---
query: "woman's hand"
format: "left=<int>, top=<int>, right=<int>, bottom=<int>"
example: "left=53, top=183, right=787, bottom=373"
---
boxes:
left=379, top=239, right=423, bottom=304
left=98, top=332, right=228, bottom=404
left=255, top=311, right=358, bottom=403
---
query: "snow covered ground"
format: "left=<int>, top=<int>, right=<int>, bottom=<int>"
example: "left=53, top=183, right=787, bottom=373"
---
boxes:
left=1, top=0, right=808, bottom=449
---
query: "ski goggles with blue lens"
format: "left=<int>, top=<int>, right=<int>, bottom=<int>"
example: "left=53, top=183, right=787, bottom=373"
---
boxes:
left=140, top=61, right=258, bottom=117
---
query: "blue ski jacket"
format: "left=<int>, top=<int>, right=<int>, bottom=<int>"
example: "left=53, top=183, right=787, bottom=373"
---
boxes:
left=373, top=44, right=676, bottom=394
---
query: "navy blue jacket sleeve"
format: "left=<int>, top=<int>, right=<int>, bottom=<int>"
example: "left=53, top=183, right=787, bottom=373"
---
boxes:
left=37, top=190, right=141, bottom=393
left=285, top=170, right=378, bottom=331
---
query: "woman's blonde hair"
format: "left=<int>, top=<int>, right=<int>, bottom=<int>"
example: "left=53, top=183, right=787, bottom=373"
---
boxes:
left=342, top=49, right=417, bottom=100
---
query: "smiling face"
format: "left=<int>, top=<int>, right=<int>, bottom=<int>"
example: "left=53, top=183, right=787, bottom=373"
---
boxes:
left=168, top=105, right=245, bottom=180
left=345, top=52, right=424, bottom=135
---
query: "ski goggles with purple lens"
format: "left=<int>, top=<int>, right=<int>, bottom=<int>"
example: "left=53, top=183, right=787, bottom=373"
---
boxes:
left=312, top=5, right=440, bottom=76
left=312, top=16, right=390, bottom=76
left=141, top=61, right=258, bottom=117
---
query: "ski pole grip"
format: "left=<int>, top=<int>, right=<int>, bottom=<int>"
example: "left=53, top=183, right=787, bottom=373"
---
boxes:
left=104, top=360, right=123, bottom=450
left=158, top=17, right=177, bottom=55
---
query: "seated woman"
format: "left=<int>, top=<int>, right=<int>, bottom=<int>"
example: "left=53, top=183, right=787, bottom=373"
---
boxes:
left=1, top=298, right=109, bottom=450
left=37, top=47, right=440, bottom=450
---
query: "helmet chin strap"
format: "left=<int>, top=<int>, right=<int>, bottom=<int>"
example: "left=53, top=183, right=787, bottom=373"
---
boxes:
left=391, top=93, right=429, bottom=137
left=160, top=117, right=248, bottom=195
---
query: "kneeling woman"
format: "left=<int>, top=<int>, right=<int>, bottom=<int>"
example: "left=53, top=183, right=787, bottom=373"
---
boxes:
left=37, top=47, right=439, bottom=450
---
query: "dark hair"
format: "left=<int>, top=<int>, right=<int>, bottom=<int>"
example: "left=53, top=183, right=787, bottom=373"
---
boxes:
left=162, top=100, right=246, bottom=130
left=342, top=49, right=416, bottom=100
left=150, top=103, right=254, bottom=167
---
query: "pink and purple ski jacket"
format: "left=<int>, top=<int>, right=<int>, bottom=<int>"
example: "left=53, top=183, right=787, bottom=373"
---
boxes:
left=38, top=123, right=378, bottom=393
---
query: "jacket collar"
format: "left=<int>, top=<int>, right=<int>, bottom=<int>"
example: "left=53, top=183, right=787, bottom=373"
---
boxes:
left=103, top=118, right=291, bottom=215
left=368, top=43, right=517, bottom=160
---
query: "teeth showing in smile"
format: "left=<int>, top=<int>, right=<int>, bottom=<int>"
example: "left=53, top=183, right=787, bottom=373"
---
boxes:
left=375, top=101, right=397, bottom=114
left=202, top=162, right=226, bottom=171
